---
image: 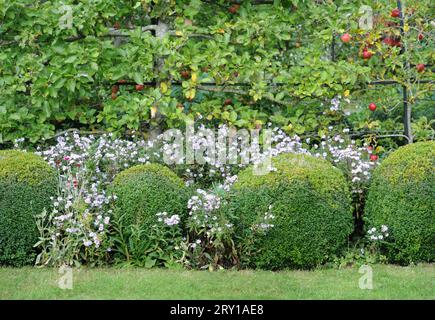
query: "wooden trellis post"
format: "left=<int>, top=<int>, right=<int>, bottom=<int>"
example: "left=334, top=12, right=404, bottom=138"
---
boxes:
left=397, top=0, right=413, bottom=143
left=147, top=17, right=169, bottom=139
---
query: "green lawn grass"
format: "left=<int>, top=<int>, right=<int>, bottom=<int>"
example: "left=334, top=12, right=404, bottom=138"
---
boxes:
left=0, top=264, right=434, bottom=300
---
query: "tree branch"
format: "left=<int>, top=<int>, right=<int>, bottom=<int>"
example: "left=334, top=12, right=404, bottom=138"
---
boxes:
left=106, top=25, right=158, bottom=37
left=196, top=85, right=292, bottom=106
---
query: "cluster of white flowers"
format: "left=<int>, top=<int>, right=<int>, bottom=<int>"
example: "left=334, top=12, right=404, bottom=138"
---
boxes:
left=185, top=186, right=233, bottom=253
left=33, top=123, right=374, bottom=194
left=13, top=137, right=26, bottom=149
left=156, top=212, right=181, bottom=226
left=36, top=131, right=155, bottom=186
left=329, top=97, right=341, bottom=111
left=157, top=123, right=310, bottom=185
left=176, top=123, right=371, bottom=193
left=220, top=174, right=238, bottom=192
left=188, top=189, right=222, bottom=219
left=270, top=128, right=307, bottom=156
left=313, top=129, right=376, bottom=193
left=47, top=166, right=115, bottom=251
left=325, top=96, right=351, bottom=115
left=367, top=225, right=389, bottom=241
left=189, top=239, right=203, bottom=250
left=36, top=133, right=93, bottom=171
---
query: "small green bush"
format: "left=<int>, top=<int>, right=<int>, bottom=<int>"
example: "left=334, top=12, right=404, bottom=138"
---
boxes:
left=365, top=141, right=435, bottom=264
left=229, top=153, right=353, bottom=270
left=0, top=150, right=57, bottom=266
left=111, top=163, right=190, bottom=231
left=110, top=164, right=191, bottom=265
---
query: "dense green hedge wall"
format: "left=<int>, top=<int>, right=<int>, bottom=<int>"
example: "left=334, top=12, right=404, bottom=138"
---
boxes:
left=229, top=152, right=353, bottom=270
left=0, top=150, right=57, bottom=266
left=111, top=163, right=190, bottom=230
left=365, top=141, right=435, bottom=264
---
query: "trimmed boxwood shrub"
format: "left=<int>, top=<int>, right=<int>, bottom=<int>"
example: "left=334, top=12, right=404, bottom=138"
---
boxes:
left=229, top=153, right=353, bottom=270
left=365, top=141, right=435, bottom=264
left=0, top=150, right=57, bottom=266
left=111, top=163, right=190, bottom=230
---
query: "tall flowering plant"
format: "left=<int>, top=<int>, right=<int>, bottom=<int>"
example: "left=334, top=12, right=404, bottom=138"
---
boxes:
left=181, top=184, right=237, bottom=270
left=180, top=176, right=276, bottom=270
left=365, top=224, right=391, bottom=257
left=35, top=164, right=115, bottom=267
left=310, top=127, right=377, bottom=222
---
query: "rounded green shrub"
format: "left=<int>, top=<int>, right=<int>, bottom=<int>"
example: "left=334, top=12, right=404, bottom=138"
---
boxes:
left=229, top=153, right=353, bottom=270
left=365, top=141, right=435, bottom=264
left=0, top=150, right=57, bottom=266
left=111, top=163, right=190, bottom=230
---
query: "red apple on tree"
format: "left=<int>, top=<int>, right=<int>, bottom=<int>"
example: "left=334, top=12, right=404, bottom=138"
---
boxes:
left=223, top=98, right=233, bottom=106
left=228, top=4, right=240, bottom=14
left=180, top=70, right=190, bottom=79
left=362, top=50, right=373, bottom=60
left=135, top=84, right=144, bottom=91
left=370, top=154, right=379, bottom=162
left=391, top=8, right=400, bottom=18
left=383, top=37, right=394, bottom=46
left=369, top=103, right=377, bottom=111
left=341, top=33, right=351, bottom=43
left=416, top=64, right=425, bottom=73
left=418, top=33, right=424, bottom=41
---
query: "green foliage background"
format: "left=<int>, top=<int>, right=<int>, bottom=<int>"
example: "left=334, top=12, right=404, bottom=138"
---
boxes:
left=0, top=0, right=433, bottom=144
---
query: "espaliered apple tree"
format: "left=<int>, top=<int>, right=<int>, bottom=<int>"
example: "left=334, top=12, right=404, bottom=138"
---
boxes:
left=0, top=0, right=432, bottom=144
left=338, top=1, right=433, bottom=143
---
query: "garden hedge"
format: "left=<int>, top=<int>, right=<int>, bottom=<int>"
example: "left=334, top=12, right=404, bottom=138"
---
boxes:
left=111, top=163, right=190, bottom=230
left=365, top=141, right=435, bottom=264
left=229, top=152, right=353, bottom=270
left=0, top=150, right=57, bottom=266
